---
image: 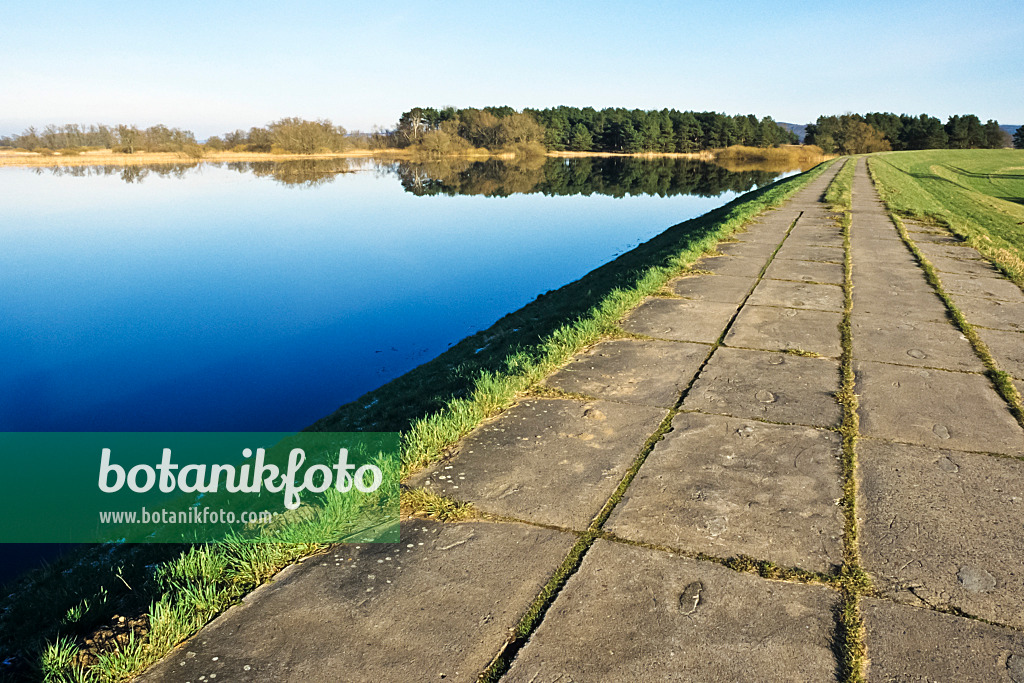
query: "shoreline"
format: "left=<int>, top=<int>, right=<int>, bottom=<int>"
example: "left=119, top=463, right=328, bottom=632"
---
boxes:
left=0, top=146, right=825, bottom=168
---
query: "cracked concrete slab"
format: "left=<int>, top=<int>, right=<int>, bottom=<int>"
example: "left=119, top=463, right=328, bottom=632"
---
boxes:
left=848, top=244, right=919, bottom=265
left=715, top=239, right=779, bottom=259
left=410, top=398, right=666, bottom=528
left=851, top=316, right=984, bottom=372
left=951, top=295, right=1024, bottom=331
left=941, top=273, right=1024, bottom=302
left=976, top=327, right=1024, bottom=379
left=504, top=540, right=840, bottom=683
left=911, top=233, right=966, bottom=245
left=621, top=297, right=738, bottom=343
left=862, top=598, right=1024, bottom=682
left=724, top=305, right=842, bottom=358
left=747, top=278, right=844, bottom=312
left=929, top=255, right=1004, bottom=277
left=543, top=338, right=709, bottom=407
left=854, top=361, right=1024, bottom=455
left=692, top=254, right=766, bottom=277
left=851, top=280, right=951, bottom=323
left=683, top=347, right=842, bottom=428
left=858, top=440, right=1024, bottom=629
left=852, top=263, right=932, bottom=289
left=852, top=226, right=902, bottom=241
left=607, top=412, right=843, bottom=572
left=138, top=520, right=575, bottom=683
left=849, top=237, right=911, bottom=256
left=784, top=232, right=845, bottom=249
left=668, top=273, right=755, bottom=304
left=774, top=243, right=844, bottom=263
left=763, top=257, right=844, bottom=285
left=733, top=225, right=791, bottom=244
left=916, top=242, right=986, bottom=261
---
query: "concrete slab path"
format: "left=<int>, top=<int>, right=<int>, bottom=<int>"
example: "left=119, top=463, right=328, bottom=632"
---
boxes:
left=141, top=158, right=1024, bottom=682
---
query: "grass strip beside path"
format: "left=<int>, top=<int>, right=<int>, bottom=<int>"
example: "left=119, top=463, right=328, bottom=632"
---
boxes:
left=867, top=157, right=1024, bottom=430
left=828, top=158, right=868, bottom=683
left=868, top=149, right=1024, bottom=288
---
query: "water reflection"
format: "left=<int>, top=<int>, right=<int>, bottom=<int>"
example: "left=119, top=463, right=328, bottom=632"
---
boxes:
left=32, top=162, right=199, bottom=183
left=30, top=156, right=795, bottom=195
left=226, top=158, right=355, bottom=187
left=391, top=156, right=784, bottom=198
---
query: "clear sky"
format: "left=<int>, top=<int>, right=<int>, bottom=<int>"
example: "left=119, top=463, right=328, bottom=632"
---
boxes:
left=3, top=0, right=1021, bottom=138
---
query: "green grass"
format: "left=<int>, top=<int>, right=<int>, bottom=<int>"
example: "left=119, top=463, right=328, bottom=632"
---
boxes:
left=868, top=149, right=1024, bottom=286
left=2, top=160, right=838, bottom=683
left=828, top=158, right=868, bottom=683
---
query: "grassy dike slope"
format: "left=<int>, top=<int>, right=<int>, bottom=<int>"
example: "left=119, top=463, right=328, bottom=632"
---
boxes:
left=311, top=160, right=839, bottom=479
left=868, top=149, right=1024, bottom=287
left=1, top=160, right=836, bottom=683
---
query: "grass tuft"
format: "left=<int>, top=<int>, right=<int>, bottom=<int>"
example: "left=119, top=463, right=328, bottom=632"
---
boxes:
left=399, top=488, right=478, bottom=522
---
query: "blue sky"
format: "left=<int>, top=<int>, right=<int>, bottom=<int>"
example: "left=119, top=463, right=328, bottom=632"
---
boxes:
left=3, top=0, right=1021, bottom=137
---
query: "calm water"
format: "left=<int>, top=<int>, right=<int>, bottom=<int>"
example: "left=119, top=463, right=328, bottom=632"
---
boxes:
left=1, top=157, right=793, bottom=432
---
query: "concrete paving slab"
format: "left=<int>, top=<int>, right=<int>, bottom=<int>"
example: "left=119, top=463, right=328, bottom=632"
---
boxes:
left=851, top=282, right=951, bottom=323
left=724, top=305, right=843, bottom=357
left=952, top=295, right=1024, bottom=331
left=941, top=273, right=1024, bottom=303
left=411, top=398, right=666, bottom=528
left=929, top=255, right=1003, bottom=277
left=862, top=598, right=1024, bottom=682
left=733, top=225, right=791, bottom=244
left=763, top=257, right=844, bottom=285
left=916, top=242, right=986, bottom=261
left=692, top=255, right=766, bottom=278
left=852, top=227, right=901, bottom=241
left=743, top=210, right=799, bottom=229
left=622, top=297, right=738, bottom=343
left=858, top=440, right=1024, bottom=628
left=851, top=316, right=984, bottom=372
left=851, top=269, right=934, bottom=295
left=607, top=412, right=843, bottom=571
left=139, top=520, right=575, bottom=683
left=977, top=327, right=1024, bottom=379
left=683, top=347, right=842, bottom=428
left=504, top=540, right=840, bottom=683
left=774, top=243, right=844, bottom=263
left=747, top=279, right=844, bottom=312
left=668, top=273, right=755, bottom=304
left=911, top=232, right=966, bottom=245
left=848, top=244, right=919, bottom=265
left=854, top=361, right=1024, bottom=455
left=784, top=233, right=845, bottom=249
left=715, top=240, right=779, bottom=259
left=850, top=237, right=911, bottom=256
left=544, top=339, right=709, bottom=407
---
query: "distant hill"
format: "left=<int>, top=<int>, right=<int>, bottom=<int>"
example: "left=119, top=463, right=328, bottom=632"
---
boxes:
left=778, top=122, right=807, bottom=143
left=1001, top=124, right=1020, bottom=144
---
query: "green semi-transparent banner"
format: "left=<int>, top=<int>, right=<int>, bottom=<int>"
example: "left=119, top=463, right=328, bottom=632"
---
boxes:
left=0, top=432, right=399, bottom=543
